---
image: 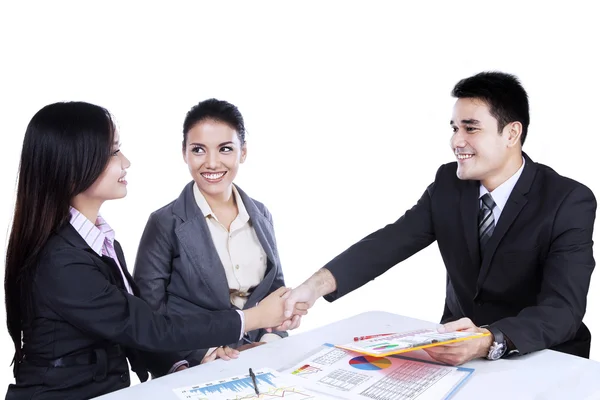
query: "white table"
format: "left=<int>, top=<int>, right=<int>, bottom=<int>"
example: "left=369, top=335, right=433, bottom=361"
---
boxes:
left=96, top=311, right=600, bottom=399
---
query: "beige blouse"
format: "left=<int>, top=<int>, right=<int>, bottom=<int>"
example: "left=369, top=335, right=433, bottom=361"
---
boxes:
left=193, top=184, right=268, bottom=309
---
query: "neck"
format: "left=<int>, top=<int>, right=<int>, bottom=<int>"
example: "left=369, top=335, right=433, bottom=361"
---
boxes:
left=202, top=185, right=236, bottom=211
left=71, top=195, right=103, bottom=223
left=481, top=153, right=523, bottom=192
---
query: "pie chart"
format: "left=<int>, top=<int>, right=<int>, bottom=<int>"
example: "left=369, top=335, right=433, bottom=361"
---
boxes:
left=349, top=356, right=392, bottom=370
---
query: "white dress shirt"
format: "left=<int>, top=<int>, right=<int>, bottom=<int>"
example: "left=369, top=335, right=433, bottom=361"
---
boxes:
left=479, top=157, right=526, bottom=221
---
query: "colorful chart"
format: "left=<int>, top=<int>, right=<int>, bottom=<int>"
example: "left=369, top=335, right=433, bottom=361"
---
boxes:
left=349, top=356, right=392, bottom=371
left=291, top=364, right=322, bottom=377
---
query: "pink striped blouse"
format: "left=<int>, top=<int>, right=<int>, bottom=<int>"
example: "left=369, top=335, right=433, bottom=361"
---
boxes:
left=69, top=207, right=133, bottom=294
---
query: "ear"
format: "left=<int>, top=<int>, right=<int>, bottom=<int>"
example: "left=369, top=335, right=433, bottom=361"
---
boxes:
left=182, top=146, right=188, bottom=164
left=240, top=142, right=247, bottom=164
left=505, top=122, right=522, bottom=148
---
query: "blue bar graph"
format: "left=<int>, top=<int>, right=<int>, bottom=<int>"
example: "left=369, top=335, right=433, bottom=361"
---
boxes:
left=190, top=372, right=277, bottom=395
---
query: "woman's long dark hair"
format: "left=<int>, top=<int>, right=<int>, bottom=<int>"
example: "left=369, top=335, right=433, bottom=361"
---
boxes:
left=5, top=102, right=116, bottom=362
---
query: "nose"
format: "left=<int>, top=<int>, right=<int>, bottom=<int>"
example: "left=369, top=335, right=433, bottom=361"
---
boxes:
left=120, top=152, right=131, bottom=169
left=450, top=129, right=467, bottom=150
left=205, top=150, right=219, bottom=169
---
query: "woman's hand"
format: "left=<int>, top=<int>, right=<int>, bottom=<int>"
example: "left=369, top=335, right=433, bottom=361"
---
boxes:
left=201, top=346, right=240, bottom=364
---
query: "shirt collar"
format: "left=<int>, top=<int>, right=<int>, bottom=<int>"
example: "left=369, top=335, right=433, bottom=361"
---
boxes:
left=69, top=206, right=114, bottom=256
left=193, top=184, right=249, bottom=223
left=479, top=156, right=526, bottom=212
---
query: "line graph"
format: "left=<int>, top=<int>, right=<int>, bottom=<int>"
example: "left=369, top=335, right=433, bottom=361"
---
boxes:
left=174, top=368, right=336, bottom=400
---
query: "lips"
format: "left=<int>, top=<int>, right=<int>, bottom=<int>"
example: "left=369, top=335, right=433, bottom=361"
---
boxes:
left=201, top=171, right=227, bottom=183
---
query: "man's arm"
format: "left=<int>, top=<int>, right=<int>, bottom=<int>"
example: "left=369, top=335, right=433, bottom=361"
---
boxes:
left=491, top=185, right=596, bottom=355
left=284, top=166, right=443, bottom=316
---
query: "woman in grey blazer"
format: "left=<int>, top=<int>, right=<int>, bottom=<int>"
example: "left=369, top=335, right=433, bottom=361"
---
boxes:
left=133, top=99, right=297, bottom=369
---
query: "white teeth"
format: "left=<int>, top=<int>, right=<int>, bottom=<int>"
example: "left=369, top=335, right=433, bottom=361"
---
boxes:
left=457, top=154, right=474, bottom=160
left=202, top=172, right=225, bottom=180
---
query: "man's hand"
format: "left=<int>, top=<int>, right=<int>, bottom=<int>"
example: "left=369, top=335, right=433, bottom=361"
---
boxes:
left=244, top=287, right=295, bottom=331
left=422, top=317, right=493, bottom=366
left=283, top=284, right=319, bottom=318
left=266, top=310, right=308, bottom=333
left=283, top=268, right=337, bottom=318
left=201, top=346, right=240, bottom=364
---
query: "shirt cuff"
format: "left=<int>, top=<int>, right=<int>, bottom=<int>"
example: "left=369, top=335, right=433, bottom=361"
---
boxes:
left=260, top=333, right=282, bottom=343
left=236, top=309, right=245, bottom=340
left=168, top=360, right=189, bottom=374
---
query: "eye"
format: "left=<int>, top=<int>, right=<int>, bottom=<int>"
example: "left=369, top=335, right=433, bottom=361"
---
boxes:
left=465, top=127, right=477, bottom=133
left=112, top=149, right=121, bottom=156
left=191, top=146, right=205, bottom=154
left=451, top=126, right=458, bottom=133
left=220, top=146, right=233, bottom=153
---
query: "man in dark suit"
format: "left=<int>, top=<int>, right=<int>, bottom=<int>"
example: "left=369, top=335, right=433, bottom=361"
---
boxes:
left=282, top=71, right=596, bottom=365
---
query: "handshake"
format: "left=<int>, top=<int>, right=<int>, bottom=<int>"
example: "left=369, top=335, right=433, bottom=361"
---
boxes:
left=243, top=269, right=337, bottom=333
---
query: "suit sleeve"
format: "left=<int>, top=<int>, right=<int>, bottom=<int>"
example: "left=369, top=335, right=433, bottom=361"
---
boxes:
left=36, top=250, right=242, bottom=354
left=491, top=185, right=597, bottom=354
left=324, top=167, right=441, bottom=301
left=133, top=213, right=173, bottom=314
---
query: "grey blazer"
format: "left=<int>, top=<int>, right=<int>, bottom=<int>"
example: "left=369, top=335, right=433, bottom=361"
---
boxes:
left=133, top=182, right=287, bottom=367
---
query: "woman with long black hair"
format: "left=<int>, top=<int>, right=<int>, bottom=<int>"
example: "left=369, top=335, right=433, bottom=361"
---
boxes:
left=4, top=102, right=295, bottom=399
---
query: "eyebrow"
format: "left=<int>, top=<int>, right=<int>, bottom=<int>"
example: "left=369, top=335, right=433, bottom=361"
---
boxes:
left=189, top=141, right=234, bottom=147
left=450, top=119, right=481, bottom=126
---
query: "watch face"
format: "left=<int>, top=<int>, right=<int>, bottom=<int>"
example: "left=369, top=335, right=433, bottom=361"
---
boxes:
left=488, top=342, right=506, bottom=360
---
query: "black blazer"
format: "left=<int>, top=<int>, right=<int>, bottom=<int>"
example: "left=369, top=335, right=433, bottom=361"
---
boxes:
left=324, top=153, right=596, bottom=357
left=5, top=223, right=242, bottom=400
left=133, top=182, right=286, bottom=365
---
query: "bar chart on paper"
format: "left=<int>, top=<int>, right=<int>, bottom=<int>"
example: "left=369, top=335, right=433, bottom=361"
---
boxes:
left=173, top=368, right=337, bottom=400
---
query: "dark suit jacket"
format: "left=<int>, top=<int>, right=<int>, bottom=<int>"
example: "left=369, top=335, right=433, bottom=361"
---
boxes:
left=324, top=153, right=596, bottom=357
left=133, top=182, right=287, bottom=365
left=5, top=223, right=241, bottom=400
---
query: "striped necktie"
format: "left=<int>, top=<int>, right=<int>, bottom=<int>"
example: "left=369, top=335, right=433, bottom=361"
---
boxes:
left=479, top=193, right=496, bottom=255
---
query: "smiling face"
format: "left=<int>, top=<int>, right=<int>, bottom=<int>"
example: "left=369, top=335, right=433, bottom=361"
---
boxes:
left=82, top=131, right=130, bottom=201
left=183, top=119, right=246, bottom=200
left=450, top=98, right=522, bottom=190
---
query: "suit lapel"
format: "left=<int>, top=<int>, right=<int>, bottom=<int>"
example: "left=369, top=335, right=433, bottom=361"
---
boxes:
left=114, top=241, right=140, bottom=297
left=476, top=154, right=537, bottom=290
left=235, top=186, right=278, bottom=309
left=460, top=179, right=481, bottom=268
left=58, top=225, right=138, bottom=295
left=173, top=182, right=231, bottom=309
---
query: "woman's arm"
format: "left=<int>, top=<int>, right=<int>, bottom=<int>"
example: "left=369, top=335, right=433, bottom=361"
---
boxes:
left=36, top=248, right=290, bottom=353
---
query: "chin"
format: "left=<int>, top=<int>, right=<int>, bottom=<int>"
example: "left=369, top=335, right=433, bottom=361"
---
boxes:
left=113, top=188, right=128, bottom=199
left=457, top=166, right=482, bottom=181
left=456, top=169, right=468, bottom=180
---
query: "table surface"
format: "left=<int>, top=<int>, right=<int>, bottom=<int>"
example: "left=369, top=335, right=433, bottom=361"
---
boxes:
left=96, top=311, right=600, bottom=399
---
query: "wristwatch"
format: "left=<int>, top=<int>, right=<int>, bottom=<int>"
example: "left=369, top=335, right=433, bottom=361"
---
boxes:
left=481, top=325, right=507, bottom=360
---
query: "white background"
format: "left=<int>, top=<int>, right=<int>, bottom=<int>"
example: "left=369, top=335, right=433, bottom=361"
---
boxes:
left=1, top=0, right=598, bottom=390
